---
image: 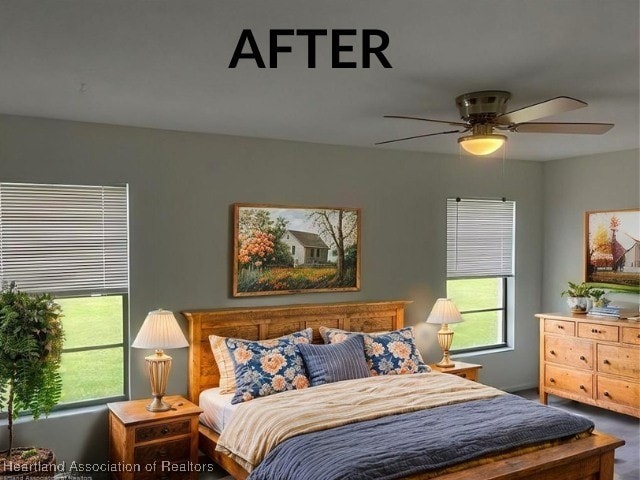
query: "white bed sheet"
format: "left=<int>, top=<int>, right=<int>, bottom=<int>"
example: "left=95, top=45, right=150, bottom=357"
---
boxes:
left=199, top=387, right=239, bottom=434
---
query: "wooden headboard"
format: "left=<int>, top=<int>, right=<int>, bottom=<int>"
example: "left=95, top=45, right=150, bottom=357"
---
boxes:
left=182, top=300, right=411, bottom=403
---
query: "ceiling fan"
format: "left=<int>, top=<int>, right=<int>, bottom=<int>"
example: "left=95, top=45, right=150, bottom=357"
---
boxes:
left=376, top=90, right=614, bottom=155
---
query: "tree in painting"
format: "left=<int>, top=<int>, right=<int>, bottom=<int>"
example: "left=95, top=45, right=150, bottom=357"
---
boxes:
left=307, top=208, right=358, bottom=282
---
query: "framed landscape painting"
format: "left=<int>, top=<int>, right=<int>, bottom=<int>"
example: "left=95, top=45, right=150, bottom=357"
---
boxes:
left=585, top=208, right=640, bottom=292
left=232, top=203, right=361, bottom=296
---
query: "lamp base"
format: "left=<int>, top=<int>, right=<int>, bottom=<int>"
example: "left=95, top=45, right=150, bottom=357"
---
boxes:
left=146, top=396, right=172, bottom=412
left=144, top=350, right=173, bottom=413
left=435, top=353, right=456, bottom=369
left=436, top=324, right=456, bottom=369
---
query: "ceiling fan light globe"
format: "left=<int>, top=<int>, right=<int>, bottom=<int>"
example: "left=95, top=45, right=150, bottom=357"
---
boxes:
left=458, top=134, right=507, bottom=156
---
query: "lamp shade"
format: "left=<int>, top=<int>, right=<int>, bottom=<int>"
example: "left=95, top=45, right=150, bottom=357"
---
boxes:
left=132, top=309, right=189, bottom=349
left=426, top=298, right=464, bottom=325
left=458, top=134, right=507, bottom=156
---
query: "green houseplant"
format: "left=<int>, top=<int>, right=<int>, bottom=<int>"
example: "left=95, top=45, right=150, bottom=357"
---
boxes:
left=589, top=289, right=610, bottom=308
left=560, top=281, right=592, bottom=313
left=0, top=282, right=64, bottom=473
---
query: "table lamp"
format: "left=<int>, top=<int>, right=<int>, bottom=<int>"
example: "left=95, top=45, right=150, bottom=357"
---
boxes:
left=426, top=298, right=464, bottom=368
left=132, top=309, right=189, bottom=412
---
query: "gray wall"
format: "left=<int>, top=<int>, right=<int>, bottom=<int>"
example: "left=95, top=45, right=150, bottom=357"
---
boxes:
left=0, top=113, right=542, bottom=464
left=542, top=149, right=640, bottom=312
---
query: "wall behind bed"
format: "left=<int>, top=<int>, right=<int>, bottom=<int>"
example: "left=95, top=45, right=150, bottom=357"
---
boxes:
left=0, top=113, right=543, bottom=467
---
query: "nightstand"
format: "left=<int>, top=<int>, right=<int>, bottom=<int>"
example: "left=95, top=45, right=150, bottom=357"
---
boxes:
left=429, top=361, right=482, bottom=381
left=108, top=395, right=202, bottom=480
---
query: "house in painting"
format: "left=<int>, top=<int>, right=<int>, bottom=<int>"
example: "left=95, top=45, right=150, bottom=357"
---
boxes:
left=282, top=230, right=329, bottom=266
left=624, top=233, right=640, bottom=272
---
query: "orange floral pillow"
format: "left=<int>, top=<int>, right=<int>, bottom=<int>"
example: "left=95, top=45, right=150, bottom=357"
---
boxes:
left=212, top=328, right=313, bottom=404
left=209, top=328, right=313, bottom=395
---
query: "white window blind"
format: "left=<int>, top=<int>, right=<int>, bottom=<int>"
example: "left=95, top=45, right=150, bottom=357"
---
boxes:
left=0, top=182, right=128, bottom=294
left=447, top=198, right=515, bottom=278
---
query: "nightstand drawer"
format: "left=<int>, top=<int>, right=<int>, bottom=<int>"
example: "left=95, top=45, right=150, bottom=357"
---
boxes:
left=545, top=364, right=593, bottom=398
left=544, top=319, right=575, bottom=336
left=544, top=335, right=593, bottom=370
left=135, top=420, right=191, bottom=443
left=134, top=438, right=191, bottom=464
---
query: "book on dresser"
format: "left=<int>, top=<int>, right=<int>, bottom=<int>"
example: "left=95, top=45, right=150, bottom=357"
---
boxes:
left=536, top=312, right=640, bottom=418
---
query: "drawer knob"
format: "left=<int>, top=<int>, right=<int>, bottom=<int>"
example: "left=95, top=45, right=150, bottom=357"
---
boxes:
left=557, top=325, right=564, bottom=329
left=603, top=359, right=611, bottom=365
left=603, top=391, right=611, bottom=397
left=549, top=377, right=556, bottom=383
left=549, top=350, right=556, bottom=355
left=579, top=384, right=586, bottom=391
left=591, top=328, right=597, bottom=333
left=160, top=426, right=170, bottom=435
left=579, top=355, right=586, bottom=361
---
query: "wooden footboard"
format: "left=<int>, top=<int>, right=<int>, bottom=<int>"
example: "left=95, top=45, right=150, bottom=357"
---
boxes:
left=184, top=301, right=624, bottom=480
left=198, top=423, right=623, bottom=480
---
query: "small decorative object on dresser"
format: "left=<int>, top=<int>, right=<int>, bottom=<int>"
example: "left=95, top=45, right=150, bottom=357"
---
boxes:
left=537, top=312, right=640, bottom=417
left=429, top=361, right=482, bottom=382
left=108, top=395, right=202, bottom=480
left=560, top=281, right=592, bottom=313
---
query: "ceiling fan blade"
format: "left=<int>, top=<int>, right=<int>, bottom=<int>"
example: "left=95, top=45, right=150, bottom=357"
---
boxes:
left=513, top=122, right=614, bottom=134
left=375, top=129, right=462, bottom=145
left=384, top=115, right=467, bottom=127
left=497, top=96, right=587, bottom=125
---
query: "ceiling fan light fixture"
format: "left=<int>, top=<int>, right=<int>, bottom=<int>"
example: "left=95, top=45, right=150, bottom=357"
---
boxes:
left=458, top=134, right=507, bottom=156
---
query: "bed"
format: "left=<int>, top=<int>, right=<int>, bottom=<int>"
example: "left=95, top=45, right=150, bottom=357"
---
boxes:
left=183, top=300, right=624, bottom=480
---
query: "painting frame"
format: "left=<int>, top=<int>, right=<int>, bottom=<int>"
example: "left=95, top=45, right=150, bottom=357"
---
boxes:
left=584, top=208, right=640, bottom=292
left=232, top=203, right=361, bottom=297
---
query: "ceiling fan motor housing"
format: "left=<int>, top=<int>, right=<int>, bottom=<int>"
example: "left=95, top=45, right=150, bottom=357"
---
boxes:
left=455, top=90, right=511, bottom=122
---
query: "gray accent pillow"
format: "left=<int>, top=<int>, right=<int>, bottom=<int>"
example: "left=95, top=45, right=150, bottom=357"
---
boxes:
left=297, top=335, right=370, bottom=386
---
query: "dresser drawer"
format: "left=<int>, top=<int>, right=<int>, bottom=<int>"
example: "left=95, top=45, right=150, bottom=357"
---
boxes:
left=544, top=319, right=575, bottom=336
left=622, top=327, right=640, bottom=346
left=597, top=376, right=640, bottom=409
left=544, top=335, right=593, bottom=370
left=597, top=344, right=640, bottom=379
left=545, top=364, right=593, bottom=398
left=134, top=438, right=191, bottom=465
left=578, top=323, right=619, bottom=342
left=135, top=419, right=191, bottom=443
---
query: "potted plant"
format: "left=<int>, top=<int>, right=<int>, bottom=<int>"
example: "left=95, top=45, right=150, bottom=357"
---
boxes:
left=589, top=289, right=610, bottom=308
left=0, top=282, right=64, bottom=476
left=560, top=281, right=592, bottom=313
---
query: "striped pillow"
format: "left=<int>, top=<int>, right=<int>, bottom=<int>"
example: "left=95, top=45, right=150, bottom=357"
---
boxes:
left=319, top=326, right=430, bottom=376
left=297, top=335, right=370, bottom=386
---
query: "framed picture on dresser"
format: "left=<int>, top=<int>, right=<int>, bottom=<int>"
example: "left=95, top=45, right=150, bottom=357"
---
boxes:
left=585, top=208, right=640, bottom=292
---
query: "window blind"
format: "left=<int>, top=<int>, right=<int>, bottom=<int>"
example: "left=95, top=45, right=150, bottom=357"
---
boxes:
left=0, top=182, right=128, bottom=294
left=447, top=198, right=515, bottom=278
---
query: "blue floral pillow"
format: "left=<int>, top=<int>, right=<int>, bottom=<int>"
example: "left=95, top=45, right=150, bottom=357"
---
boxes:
left=228, top=328, right=312, bottom=404
left=319, top=326, right=430, bottom=376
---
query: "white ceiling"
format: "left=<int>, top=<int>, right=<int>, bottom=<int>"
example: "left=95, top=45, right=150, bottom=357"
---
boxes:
left=1, top=0, right=638, bottom=161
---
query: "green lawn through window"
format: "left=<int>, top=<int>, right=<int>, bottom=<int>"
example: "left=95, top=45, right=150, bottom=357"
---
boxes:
left=447, top=278, right=505, bottom=350
left=56, top=295, right=125, bottom=404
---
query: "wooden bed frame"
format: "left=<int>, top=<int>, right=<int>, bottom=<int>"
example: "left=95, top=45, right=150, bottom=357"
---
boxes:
left=183, top=300, right=624, bottom=480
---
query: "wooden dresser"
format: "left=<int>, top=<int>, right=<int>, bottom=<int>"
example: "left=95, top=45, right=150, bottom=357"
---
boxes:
left=536, top=313, right=640, bottom=417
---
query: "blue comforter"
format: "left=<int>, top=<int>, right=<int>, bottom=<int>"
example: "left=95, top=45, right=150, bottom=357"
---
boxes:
left=248, top=394, right=594, bottom=480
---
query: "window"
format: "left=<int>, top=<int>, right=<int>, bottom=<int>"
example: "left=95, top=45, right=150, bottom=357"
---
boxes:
left=291, top=245, right=295, bottom=255
left=446, top=198, right=514, bottom=353
left=0, top=182, right=129, bottom=407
